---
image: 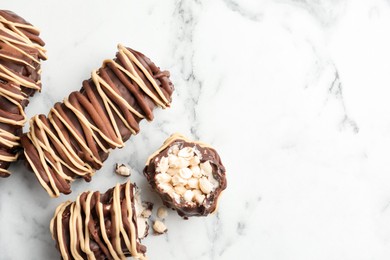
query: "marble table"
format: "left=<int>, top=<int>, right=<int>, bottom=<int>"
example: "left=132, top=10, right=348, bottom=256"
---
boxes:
left=1, top=0, right=390, bottom=259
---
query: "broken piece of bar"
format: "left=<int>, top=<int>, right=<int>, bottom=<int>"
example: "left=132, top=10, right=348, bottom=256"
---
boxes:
left=144, top=133, right=227, bottom=218
left=21, top=44, right=174, bottom=197
left=0, top=10, right=47, bottom=177
left=50, top=181, right=150, bottom=260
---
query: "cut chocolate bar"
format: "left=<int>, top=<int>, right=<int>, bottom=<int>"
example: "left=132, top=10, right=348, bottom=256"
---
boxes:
left=21, top=45, right=173, bottom=197
left=144, top=133, right=227, bottom=218
left=50, top=181, right=150, bottom=260
left=0, top=10, right=47, bottom=177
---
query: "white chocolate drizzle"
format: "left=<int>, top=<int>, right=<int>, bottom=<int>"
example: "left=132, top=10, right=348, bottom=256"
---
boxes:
left=23, top=44, right=172, bottom=197
left=50, top=181, right=148, bottom=260
left=0, top=10, right=46, bottom=176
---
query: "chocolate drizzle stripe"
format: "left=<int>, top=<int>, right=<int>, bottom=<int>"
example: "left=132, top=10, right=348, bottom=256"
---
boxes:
left=0, top=31, right=40, bottom=50
left=64, top=98, right=113, bottom=153
left=0, top=64, right=39, bottom=89
left=50, top=181, right=147, bottom=260
left=0, top=17, right=45, bottom=59
left=52, top=105, right=107, bottom=158
left=71, top=196, right=80, bottom=256
left=0, top=153, right=18, bottom=161
left=113, top=184, right=124, bottom=258
left=118, top=183, right=133, bottom=254
left=29, top=120, right=62, bottom=196
left=115, top=183, right=135, bottom=259
left=23, top=44, right=173, bottom=196
left=94, top=70, right=143, bottom=123
left=0, top=10, right=46, bottom=176
left=57, top=201, right=72, bottom=260
left=47, top=113, right=95, bottom=174
left=23, top=143, right=55, bottom=194
left=74, top=195, right=87, bottom=260
left=57, top=100, right=108, bottom=164
left=0, top=53, right=35, bottom=69
left=97, top=201, right=121, bottom=259
left=0, top=17, right=46, bottom=59
left=0, top=99, right=25, bottom=125
left=83, top=192, right=96, bottom=259
left=0, top=22, right=38, bottom=44
left=0, top=18, right=40, bottom=33
left=0, top=87, right=25, bottom=101
left=69, top=203, right=83, bottom=260
left=50, top=200, right=63, bottom=240
left=1, top=39, right=40, bottom=64
left=112, top=57, right=156, bottom=107
left=91, top=70, right=131, bottom=141
left=0, top=134, right=19, bottom=148
left=34, top=115, right=91, bottom=177
left=0, top=129, right=19, bottom=147
left=31, top=118, right=74, bottom=181
left=119, top=46, right=169, bottom=107
left=103, top=61, right=146, bottom=119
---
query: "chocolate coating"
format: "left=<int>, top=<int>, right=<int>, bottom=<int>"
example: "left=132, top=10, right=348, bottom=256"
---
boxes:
left=21, top=45, right=173, bottom=197
left=144, top=134, right=227, bottom=218
left=0, top=10, right=46, bottom=177
left=50, top=181, right=149, bottom=260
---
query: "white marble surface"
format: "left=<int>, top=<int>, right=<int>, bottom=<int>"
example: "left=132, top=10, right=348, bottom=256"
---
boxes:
left=2, top=0, right=390, bottom=259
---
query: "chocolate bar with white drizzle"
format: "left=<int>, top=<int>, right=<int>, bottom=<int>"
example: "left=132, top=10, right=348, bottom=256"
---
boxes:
left=50, top=181, right=150, bottom=260
left=0, top=10, right=47, bottom=177
left=21, top=45, right=173, bottom=197
left=144, top=133, right=227, bottom=218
